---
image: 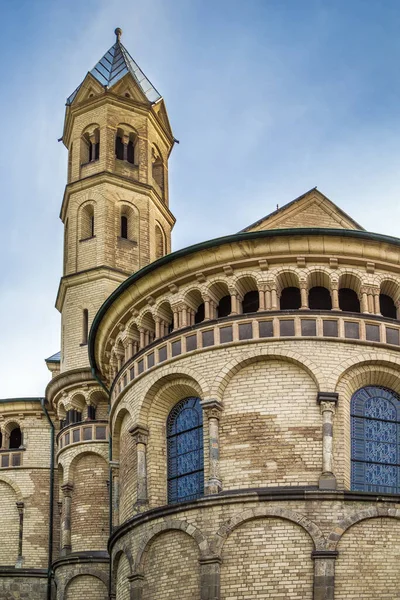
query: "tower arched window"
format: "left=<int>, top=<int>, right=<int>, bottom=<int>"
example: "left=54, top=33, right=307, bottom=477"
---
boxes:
left=81, top=127, right=100, bottom=164
left=121, top=215, right=128, bottom=239
left=82, top=309, right=89, bottom=345
left=80, top=204, right=95, bottom=240
left=351, top=386, right=400, bottom=494
left=115, top=128, right=136, bottom=164
left=9, top=427, right=22, bottom=450
left=167, top=397, right=204, bottom=504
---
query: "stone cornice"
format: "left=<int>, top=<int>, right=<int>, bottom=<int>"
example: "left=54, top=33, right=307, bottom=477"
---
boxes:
left=62, top=90, right=174, bottom=152
left=45, top=367, right=94, bottom=407
left=108, top=486, right=400, bottom=551
left=60, top=170, right=176, bottom=226
left=55, top=266, right=128, bottom=313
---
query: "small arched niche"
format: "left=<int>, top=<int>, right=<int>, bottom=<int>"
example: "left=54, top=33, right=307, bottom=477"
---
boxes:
left=277, top=272, right=301, bottom=310
left=81, top=124, right=100, bottom=165
left=380, top=280, right=399, bottom=319
left=339, top=274, right=361, bottom=313
left=307, top=271, right=332, bottom=310
left=237, top=276, right=259, bottom=314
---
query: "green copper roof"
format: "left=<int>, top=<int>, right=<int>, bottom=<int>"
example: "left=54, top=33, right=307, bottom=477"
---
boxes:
left=67, top=28, right=161, bottom=105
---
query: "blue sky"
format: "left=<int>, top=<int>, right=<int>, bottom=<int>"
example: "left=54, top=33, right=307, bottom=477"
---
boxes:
left=1, top=0, right=400, bottom=396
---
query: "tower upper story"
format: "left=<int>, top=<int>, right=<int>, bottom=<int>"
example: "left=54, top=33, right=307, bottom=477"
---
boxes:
left=56, top=29, right=176, bottom=371
left=60, top=28, right=176, bottom=278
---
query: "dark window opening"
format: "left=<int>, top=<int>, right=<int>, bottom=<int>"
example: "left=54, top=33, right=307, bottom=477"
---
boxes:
left=0, top=432, right=2, bottom=448
left=82, top=309, right=89, bottom=345
left=195, top=303, right=205, bottom=324
left=168, top=321, right=174, bottom=334
left=9, top=427, right=22, bottom=449
left=217, top=295, right=231, bottom=318
left=65, top=410, right=82, bottom=426
left=280, top=287, right=301, bottom=310
left=90, top=215, right=95, bottom=237
left=308, top=286, right=332, bottom=310
left=380, top=294, right=397, bottom=319
left=127, top=140, right=135, bottom=164
left=115, top=136, right=124, bottom=160
left=242, top=290, right=259, bottom=314
left=339, top=288, right=360, bottom=312
left=87, top=405, right=96, bottom=420
left=94, top=142, right=99, bottom=160
left=121, top=215, right=128, bottom=239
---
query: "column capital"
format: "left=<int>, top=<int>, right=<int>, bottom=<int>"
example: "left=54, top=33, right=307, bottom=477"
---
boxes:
left=317, top=392, right=338, bottom=405
left=129, top=424, right=149, bottom=444
left=16, top=501, right=24, bottom=513
left=201, top=398, right=224, bottom=419
left=312, top=550, right=339, bottom=560
left=61, top=482, right=74, bottom=497
left=110, top=460, right=120, bottom=470
left=199, top=555, right=222, bottom=565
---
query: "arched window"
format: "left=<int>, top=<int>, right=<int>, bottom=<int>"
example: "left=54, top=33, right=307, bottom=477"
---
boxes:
left=121, top=216, right=128, bottom=239
left=80, top=204, right=95, bottom=240
left=167, top=397, right=204, bottom=503
left=351, top=386, right=400, bottom=494
left=115, top=128, right=136, bottom=164
left=82, top=309, right=89, bottom=345
left=339, top=288, right=360, bottom=312
left=81, top=127, right=100, bottom=164
left=242, top=290, right=259, bottom=314
left=217, top=295, right=231, bottom=318
left=380, top=294, right=397, bottom=319
left=280, top=287, right=301, bottom=310
left=9, top=427, right=22, bottom=450
left=194, top=303, right=205, bottom=324
left=155, top=223, right=166, bottom=259
left=308, top=287, right=332, bottom=310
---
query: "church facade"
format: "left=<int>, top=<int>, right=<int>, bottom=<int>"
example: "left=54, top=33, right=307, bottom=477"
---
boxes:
left=1, top=28, right=400, bottom=600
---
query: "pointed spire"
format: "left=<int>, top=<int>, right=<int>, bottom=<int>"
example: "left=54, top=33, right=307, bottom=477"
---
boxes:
left=66, top=29, right=162, bottom=105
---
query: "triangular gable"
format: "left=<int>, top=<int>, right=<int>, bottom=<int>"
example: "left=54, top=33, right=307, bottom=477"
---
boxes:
left=110, top=72, right=150, bottom=104
left=241, top=188, right=364, bottom=232
left=68, top=72, right=105, bottom=106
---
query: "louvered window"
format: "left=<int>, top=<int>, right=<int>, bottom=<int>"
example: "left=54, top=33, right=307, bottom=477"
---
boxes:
left=351, top=386, right=400, bottom=494
left=167, top=397, right=204, bottom=503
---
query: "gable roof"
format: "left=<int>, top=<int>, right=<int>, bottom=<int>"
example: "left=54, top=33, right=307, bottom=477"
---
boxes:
left=241, top=188, right=364, bottom=233
left=67, top=31, right=161, bottom=105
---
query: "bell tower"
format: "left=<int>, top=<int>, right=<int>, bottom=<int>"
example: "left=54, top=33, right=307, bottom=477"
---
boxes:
left=57, top=27, right=176, bottom=372
left=46, top=30, right=175, bottom=597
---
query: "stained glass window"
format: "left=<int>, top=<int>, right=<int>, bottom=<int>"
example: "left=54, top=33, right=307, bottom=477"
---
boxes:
left=351, top=386, right=400, bottom=494
left=167, top=397, right=204, bottom=504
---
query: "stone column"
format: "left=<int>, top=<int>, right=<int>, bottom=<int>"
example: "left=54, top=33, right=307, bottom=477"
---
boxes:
left=230, top=292, right=239, bottom=315
left=110, top=460, right=119, bottom=530
left=200, top=557, right=221, bottom=600
left=258, top=286, right=266, bottom=311
left=271, top=285, right=278, bottom=310
left=373, top=288, right=381, bottom=314
left=300, top=280, right=309, bottom=310
left=139, top=328, right=146, bottom=349
left=265, top=285, right=272, bottom=310
left=154, top=317, right=161, bottom=339
left=61, top=482, right=74, bottom=555
left=201, top=399, right=223, bottom=495
left=122, top=134, right=130, bottom=162
left=360, top=287, right=369, bottom=313
left=130, top=425, right=149, bottom=509
left=331, top=282, right=339, bottom=310
left=317, top=392, right=338, bottom=490
left=312, top=550, right=338, bottom=600
left=15, top=502, right=24, bottom=567
left=396, top=300, right=400, bottom=320
left=129, top=574, right=144, bottom=600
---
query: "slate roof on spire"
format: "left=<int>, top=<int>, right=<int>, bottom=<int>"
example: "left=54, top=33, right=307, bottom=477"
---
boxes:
left=66, top=32, right=162, bottom=105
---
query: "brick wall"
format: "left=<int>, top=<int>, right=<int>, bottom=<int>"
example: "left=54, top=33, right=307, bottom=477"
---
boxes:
left=70, top=453, right=108, bottom=552
left=221, top=517, right=313, bottom=599
left=335, top=517, right=400, bottom=598
left=220, top=359, right=320, bottom=489
left=65, top=574, right=107, bottom=599
left=141, top=531, right=200, bottom=600
left=0, top=481, right=19, bottom=565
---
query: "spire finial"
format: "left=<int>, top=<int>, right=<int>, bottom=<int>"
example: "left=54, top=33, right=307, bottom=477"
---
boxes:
left=115, top=27, right=122, bottom=42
